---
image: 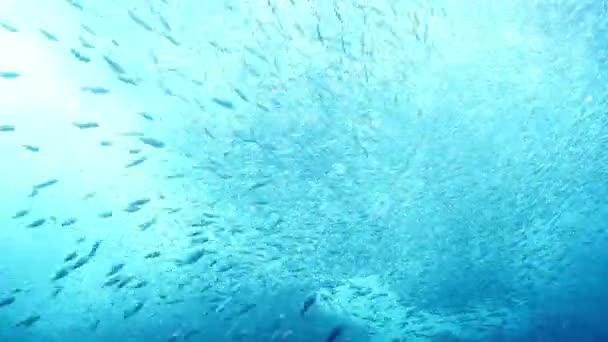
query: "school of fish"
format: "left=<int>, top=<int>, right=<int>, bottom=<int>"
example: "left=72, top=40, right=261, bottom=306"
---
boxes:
left=1, top=0, right=607, bottom=341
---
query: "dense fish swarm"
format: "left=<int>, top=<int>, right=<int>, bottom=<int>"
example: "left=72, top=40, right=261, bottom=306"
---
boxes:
left=0, top=0, right=607, bottom=341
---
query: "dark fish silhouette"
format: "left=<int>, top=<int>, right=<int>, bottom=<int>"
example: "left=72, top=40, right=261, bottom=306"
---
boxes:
left=326, top=325, right=344, bottom=342
left=300, top=293, right=316, bottom=315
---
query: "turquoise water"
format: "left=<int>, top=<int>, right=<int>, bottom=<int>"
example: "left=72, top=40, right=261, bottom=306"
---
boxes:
left=1, top=1, right=607, bottom=341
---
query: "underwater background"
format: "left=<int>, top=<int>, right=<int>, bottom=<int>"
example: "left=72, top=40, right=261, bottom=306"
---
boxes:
left=1, top=0, right=607, bottom=341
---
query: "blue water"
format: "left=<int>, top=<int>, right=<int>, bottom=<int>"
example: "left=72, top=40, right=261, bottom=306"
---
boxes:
left=1, top=1, right=607, bottom=341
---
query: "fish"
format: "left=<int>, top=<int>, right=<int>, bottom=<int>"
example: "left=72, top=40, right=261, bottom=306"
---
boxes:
left=90, top=319, right=100, bottom=330
left=125, top=157, right=147, bottom=168
left=124, top=206, right=142, bottom=213
left=66, top=0, right=83, bottom=10
left=256, top=103, right=270, bottom=112
left=61, top=217, right=77, bottom=227
left=237, top=303, right=257, bottom=315
left=71, top=49, right=91, bottom=62
left=144, top=251, right=161, bottom=259
left=64, top=251, right=78, bottom=262
left=204, top=128, right=215, bottom=139
left=118, top=76, right=138, bottom=86
left=138, top=112, right=154, bottom=121
left=190, top=237, right=210, bottom=245
left=73, top=121, right=99, bottom=129
left=216, top=264, right=232, bottom=273
left=125, top=198, right=150, bottom=212
left=98, top=211, right=112, bottom=218
left=334, top=5, right=343, bottom=23
left=81, top=86, right=110, bottom=94
left=158, top=14, right=171, bottom=31
left=165, top=298, right=184, bottom=305
left=117, top=275, right=135, bottom=288
left=234, top=89, right=249, bottom=102
left=88, top=240, right=102, bottom=257
left=71, top=256, right=91, bottom=270
left=200, top=213, right=217, bottom=223
left=81, top=24, right=95, bottom=35
left=0, top=21, right=18, bottom=32
left=29, top=180, right=58, bottom=197
left=106, top=263, right=125, bottom=277
left=0, top=124, right=16, bottom=131
left=102, top=55, right=126, bottom=75
left=139, top=217, right=157, bottom=231
left=12, top=209, right=29, bottom=219
left=300, top=293, right=316, bottom=315
left=130, top=279, right=147, bottom=289
left=193, top=99, right=206, bottom=112
left=102, top=275, right=122, bottom=287
left=163, top=34, right=179, bottom=46
left=0, top=71, right=20, bottom=79
left=52, top=266, right=71, bottom=281
left=51, top=286, right=62, bottom=298
left=127, top=10, right=154, bottom=32
left=34, top=179, right=58, bottom=190
left=244, top=46, right=268, bottom=62
left=82, top=192, right=96, bottom=200
left=123, top=301, right=144, bottom=319
left=0, top=296, right=15, bottom=308
left=16, top=315, right=41, bottom=328
left=184, top=329, right=201, bottom=340
left=326, top=326, right=344, bottom=342
left=248, top=179, right=272, bottom=191
left=188, top=230, right=204, bottom=237
left=140, top=137, right=165, bottom=148
left=176, top=248, right=205, bottom=266
left=78, top=37, right=94, bottom=48
left=26, top=218, right=46, bottom=228
left=22, top=145, right=40, bottom=152
left=211, top=98, right=234, bottom=109
left=39, top=29, right=59, bottom=41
